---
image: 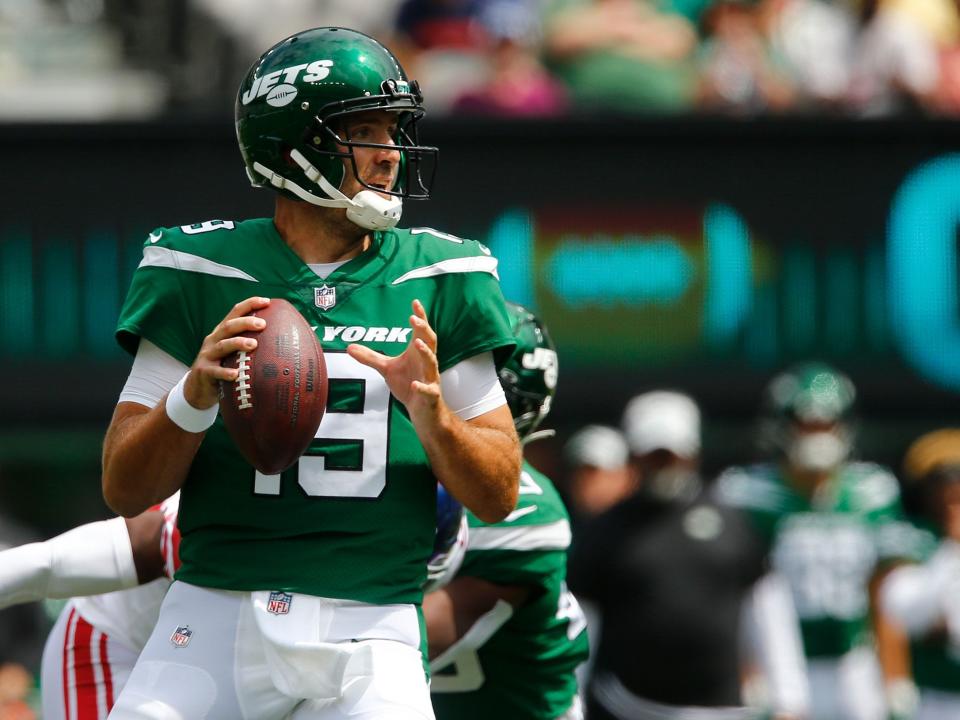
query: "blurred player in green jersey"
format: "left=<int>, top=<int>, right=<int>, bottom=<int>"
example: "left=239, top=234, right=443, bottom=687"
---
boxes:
left=100, top=26, right=520, bottom=720
left=426, top=302, right=590, bottom=720
left=881, top=429, right=960, bottom=720
left=716, top=362, right=913, bottom=720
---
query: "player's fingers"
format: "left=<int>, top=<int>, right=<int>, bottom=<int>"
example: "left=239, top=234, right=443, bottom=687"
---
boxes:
left=211, top=336, right=258, bottom=360
left=413, top=338, right=439, bottom=380
left=216, top=316, right=266, bottom=339
left=410, top=314, right=438, bottom=352
left=207, top=364, right=240, bottom=382
left=224, top=296, right=271, bottom=321
left=347, top=343, right=388, bottom=373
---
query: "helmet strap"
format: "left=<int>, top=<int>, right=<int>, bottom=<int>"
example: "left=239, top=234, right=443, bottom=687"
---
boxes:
left=252, top=150, right=402, bottom=231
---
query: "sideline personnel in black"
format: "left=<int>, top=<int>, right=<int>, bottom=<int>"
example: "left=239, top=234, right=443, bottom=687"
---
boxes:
left=568, top=391, right=809, bottom=720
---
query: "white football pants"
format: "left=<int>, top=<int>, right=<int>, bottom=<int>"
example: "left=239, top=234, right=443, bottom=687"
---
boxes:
left=107, top=581, right=434, bottom=720
left=806, top=646, right=886, bottom=720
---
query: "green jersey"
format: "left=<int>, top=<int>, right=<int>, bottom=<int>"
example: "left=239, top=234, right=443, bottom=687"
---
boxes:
left=716, top=461, right=909, bottom=658
left=116, top=218, right=514, bottom=605
left=431, top=462, right=589, bottom=720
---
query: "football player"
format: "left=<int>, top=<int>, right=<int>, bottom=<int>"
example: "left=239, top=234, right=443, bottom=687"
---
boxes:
left=425, top=302, right=590, bottom=720
left=100, top=26, right=520, bottom=720
left=0, top=481, right=468, bottom=720
left=881, top=429, right=960, bottom=720
left=716, top=362, right=913, bottom=720
left=0, top=496, right=180, bottom=720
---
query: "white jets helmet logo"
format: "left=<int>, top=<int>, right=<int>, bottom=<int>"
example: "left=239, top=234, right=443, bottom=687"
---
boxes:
left=241, top=60, right=335, bottom=105
left=522, top=348, right=558, bottom=389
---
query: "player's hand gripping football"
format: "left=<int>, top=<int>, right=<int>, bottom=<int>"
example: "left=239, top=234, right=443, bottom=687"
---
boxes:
left=182, top=296, right=271, bottom=410
left=347, top=299, right=443, bottom=422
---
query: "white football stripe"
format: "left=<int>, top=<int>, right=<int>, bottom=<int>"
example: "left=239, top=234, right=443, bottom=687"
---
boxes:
left=391, top=256, right=499, bottom=284
left=469, top=519, right=571, bottom=552
left=139, top=246, right=258, bottom=281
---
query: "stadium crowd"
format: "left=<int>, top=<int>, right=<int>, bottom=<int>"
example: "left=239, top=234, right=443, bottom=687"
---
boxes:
left=2, top=0, right=960, bottom=118
left=0, top=5, right=958, bottom=720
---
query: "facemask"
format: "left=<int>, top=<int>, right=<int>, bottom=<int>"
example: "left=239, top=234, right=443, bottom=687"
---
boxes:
left=787, top=431, right=849, bottom=472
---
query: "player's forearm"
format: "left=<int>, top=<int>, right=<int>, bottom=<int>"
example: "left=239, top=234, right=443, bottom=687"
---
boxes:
left=0, top=518, right=138, bottom=608
left=102, top=401, right=204, bottom=517
left=743, top=572, right=810, bottom=717
left=417, top=407, right=520, bottom=524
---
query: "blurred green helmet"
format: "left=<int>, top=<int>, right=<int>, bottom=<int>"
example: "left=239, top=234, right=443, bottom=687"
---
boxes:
left=499, top=302, right=558, bottom=440
left=235, top=27, right=437, bottom=230
left=761, top=362, right=856, bottom=471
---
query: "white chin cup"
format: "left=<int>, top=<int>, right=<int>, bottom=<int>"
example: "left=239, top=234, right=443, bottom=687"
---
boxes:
left=787, top=431, right=849, bottom=472
left=345, top=190, right=402, bottom=230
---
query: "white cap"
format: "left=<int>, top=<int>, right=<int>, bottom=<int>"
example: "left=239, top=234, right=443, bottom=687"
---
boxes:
left=563, top=425, right=630, bottom=470
left=622, top=391, right=701, bottom=458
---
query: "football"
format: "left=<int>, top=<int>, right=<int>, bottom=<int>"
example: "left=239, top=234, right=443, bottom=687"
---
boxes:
left=219, top=299, right=328, bottom=475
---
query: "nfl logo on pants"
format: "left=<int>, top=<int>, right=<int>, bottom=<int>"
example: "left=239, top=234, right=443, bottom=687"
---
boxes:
left=170, top=625, right=193, bottom=648
left=267, top=591, right=293, bottom=615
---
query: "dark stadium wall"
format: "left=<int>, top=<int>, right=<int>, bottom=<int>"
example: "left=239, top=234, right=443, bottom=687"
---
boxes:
left=1, top=117, right=959, bottom=529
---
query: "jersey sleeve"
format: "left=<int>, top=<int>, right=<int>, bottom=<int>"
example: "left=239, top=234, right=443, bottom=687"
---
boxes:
left=851, top=464, right=916, bottom=563
left=115, top=228, right=204, bottom=365
left=421, top=237, right=515, bottom=372
left=713, top=465, right=786, bottom=545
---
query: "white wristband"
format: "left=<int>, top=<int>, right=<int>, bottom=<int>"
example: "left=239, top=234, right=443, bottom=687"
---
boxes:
left=165, top=372, right=218, bottom=433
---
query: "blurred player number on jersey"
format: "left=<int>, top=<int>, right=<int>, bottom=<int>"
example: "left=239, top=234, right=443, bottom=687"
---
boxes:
left=487, top=153, right=960, bottom=394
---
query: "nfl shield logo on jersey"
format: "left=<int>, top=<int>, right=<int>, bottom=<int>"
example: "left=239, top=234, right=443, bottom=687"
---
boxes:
left=170, top=625, right=193, bottom=648
left=267, top=591, right=293, bottom=615
left=314, top=285, right=336, bottom=310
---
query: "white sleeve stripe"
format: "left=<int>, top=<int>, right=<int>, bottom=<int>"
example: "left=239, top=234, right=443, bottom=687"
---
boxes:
left=118, top=339, right=190, bottom=408
left=139, top=246, right=258, bottom=281
left=468, top=519, right=572, bottom=551
left=391, top=256, right=499, bottom=284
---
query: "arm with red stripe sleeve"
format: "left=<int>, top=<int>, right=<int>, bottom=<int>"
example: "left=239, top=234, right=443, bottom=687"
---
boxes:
left=157, top=492, right=182, bottom=579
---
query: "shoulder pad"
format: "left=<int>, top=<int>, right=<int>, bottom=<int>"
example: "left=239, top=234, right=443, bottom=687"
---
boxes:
left=713, top=464, right=785, bottom=511
left=147, top=220, right=238, bottom=247
left=844, top=463, right=901, bottom=511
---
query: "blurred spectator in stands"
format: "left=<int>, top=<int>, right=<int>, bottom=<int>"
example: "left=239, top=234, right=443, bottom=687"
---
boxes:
left=541, top=0, right=699, bottom=113
left=881, top=429, right=960, bottom=719
left=451, top=1, right=569, bottom=116
left=569, top=389, right=810, bottom=719
left=697, top=0, right=798, bottom=114
left=757, top=0, right=858, bottom=109
left=561, top=424, right=634, bottom=534
left=196, top=0, right=403, bottom=61
left=846, top=0, right=959, bottom=115
left=393, top=0, right=566, bottom=115
left=716, top=362, right=914, bottom=720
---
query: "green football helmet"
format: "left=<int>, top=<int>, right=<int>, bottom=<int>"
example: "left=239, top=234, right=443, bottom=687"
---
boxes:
left=760, top=362, right=857, bottom=472
left=499, top=302, right=558, bottom=440
left=235, top=27, right=438, bottom=230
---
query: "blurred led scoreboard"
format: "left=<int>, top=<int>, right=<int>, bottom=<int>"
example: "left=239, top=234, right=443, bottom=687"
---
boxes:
left=2, top=118, right=960, bottom=422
